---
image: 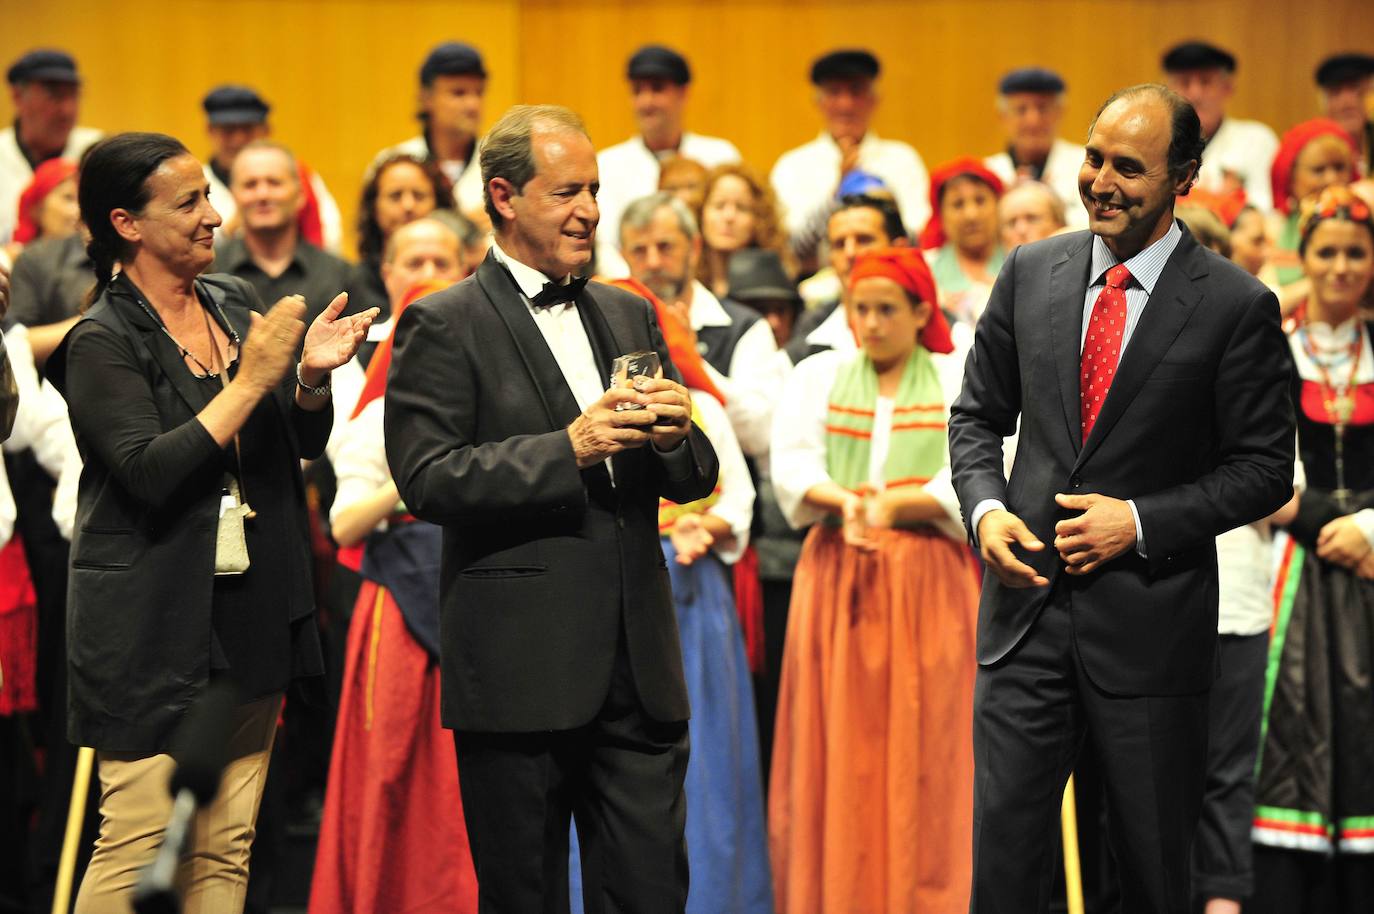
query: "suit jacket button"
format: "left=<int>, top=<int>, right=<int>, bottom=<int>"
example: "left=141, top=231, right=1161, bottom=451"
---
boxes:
left=617, top=516, right=625, bottom=529
left=1070, top=475, right=1082, bottom=488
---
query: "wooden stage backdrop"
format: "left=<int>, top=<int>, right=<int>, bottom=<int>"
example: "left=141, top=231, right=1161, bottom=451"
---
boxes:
left=4, top=0, right=1371, bottom=256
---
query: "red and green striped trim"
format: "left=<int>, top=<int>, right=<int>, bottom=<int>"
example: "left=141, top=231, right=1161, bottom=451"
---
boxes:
left=1255, top=537, right=1304, bottom=773
left=1253, top=805, right=1333, bottom=852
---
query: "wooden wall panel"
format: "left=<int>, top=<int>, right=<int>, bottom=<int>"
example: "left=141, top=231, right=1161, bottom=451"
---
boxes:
left=2, top=0, right=1370, bottom=254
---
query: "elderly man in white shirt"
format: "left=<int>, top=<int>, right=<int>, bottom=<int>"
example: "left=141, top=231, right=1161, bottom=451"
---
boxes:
left=983, top=67, right=1088, bottom=229
left=595, top=46, right=740, bottom=278
left=1162, top=41, right=1280, bottom=211
left=770, top=49, right=930, bottom=265
left=618, top=191, right=779, bottom=459
left=0, top=49, right=102, bottom=246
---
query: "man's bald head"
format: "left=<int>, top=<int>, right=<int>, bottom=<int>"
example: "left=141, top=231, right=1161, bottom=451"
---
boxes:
left=382, top=216, right=465, bottom=306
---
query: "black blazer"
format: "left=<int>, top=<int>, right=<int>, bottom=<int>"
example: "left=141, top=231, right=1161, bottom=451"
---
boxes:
left=48, top=274, right=329, bottom=751
left=385, top=253, right=719, bottom=732
left=949, top=226, right=1295, bottom=696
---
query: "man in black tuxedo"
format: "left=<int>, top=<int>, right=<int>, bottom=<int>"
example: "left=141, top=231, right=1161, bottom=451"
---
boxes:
left=385, top=104, right=718, bottom=913
left=949, top=84, right=1294, bottom=913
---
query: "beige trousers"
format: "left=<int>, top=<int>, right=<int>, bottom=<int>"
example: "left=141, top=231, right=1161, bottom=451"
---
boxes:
left=73, top=694, right=281, bottom=914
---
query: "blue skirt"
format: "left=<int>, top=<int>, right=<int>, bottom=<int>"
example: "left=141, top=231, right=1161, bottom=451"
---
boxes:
left=572, top=539, right=772, bottom=913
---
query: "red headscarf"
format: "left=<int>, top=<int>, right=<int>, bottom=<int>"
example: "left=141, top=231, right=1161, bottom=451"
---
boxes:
left=351, top=278, right=454, bottom=419
left=600, top=277, right=726, bottom=405
left=14, top=158, right=77, bottom=245
left=848, top=247, right=954, bottom=354
left=1270, top=119, right=1359, bottom=216
left=1181, top=185, right=1249, bottom=228
left=919, top=157, right=1005, bottom=250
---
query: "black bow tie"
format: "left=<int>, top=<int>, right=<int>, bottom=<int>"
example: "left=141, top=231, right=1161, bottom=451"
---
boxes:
left=530, top=275, right=589, bottom=310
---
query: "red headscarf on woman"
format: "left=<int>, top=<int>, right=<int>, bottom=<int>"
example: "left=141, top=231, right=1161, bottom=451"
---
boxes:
left=600, top=277, right=726, bottom=405
left=918, top=157, right=1005, bottom=250
left=351, top=278, right=454, bottom=419
left=1270, top=119, right=1359, bottom=216
left=13, top=157, right=77, bottom=245
left=848, top=247, right=954, bottom=354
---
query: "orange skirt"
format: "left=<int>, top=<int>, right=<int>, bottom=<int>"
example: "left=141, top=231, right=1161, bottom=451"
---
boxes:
left=769, top=525, right=979, bottom=914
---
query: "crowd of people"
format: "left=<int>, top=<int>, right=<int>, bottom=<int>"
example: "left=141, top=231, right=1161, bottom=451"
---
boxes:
left=0, top=31, right=1372, bottom=914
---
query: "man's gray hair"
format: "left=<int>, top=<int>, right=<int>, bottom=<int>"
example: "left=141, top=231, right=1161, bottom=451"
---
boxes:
left=229, top=139, right=299, bottom=186
left=481, top=104, right=588, bottom=230
left=618, top=191, right=698, bottom=249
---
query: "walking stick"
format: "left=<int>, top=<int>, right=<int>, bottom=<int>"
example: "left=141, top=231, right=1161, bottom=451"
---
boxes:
left=52, top=745, right=95, bottom=914
left=1061, top=773, right=1085, bottom=914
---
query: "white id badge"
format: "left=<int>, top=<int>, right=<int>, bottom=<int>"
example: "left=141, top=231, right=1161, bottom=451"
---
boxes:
left=220, top=492, right=238, bottom=518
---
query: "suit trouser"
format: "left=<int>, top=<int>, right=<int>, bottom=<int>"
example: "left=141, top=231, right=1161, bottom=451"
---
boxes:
left=454, top=630, right=690, bottom=914
left=73, top=693, right=281, bottom=914
left=970, top=592, right=1209, bottom=914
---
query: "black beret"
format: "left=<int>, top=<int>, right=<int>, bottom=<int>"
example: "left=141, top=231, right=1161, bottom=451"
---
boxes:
left=7, top=49, right=79, bottom=86
left=810, top=49, right=880, bottom=85
left=202, top=85, right=270, bottom=126
left=999, top=66, right=1066, bottom=95
left=1161, top=41, right=1236, bottom=74
left=728, top=250, right=801, bottom=306
left=627, top=45, right=690, bottom=85
left=420, top=42, right=487, bottom=85
left=1316, top=53, right=1374, bottom=88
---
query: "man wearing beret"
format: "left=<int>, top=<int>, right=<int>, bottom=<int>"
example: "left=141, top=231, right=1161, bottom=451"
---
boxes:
left=595, top=45, right=740, bottom=278
left=984, top=67, right=1088, bottom=229
left=1162, top=40, right=1280, bottom=210
left=770, top=49, right=930, bottom=266
left=0, top=49, right=102, bottom=246
left=1316, top=53, right=1374, bottom=177
left=200, top=85, right=345, bottom=254
left=370, top=41, right=489, bottom=221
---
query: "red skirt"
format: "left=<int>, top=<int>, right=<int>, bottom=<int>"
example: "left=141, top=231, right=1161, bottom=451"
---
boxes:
left=0, top=536, right=38, bottom=717
left=308, top=581, right=477, bottom=913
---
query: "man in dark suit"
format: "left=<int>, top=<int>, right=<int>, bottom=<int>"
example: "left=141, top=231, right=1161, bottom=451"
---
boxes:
left=385, top=104, right=718, bottom=913
left=949, top=84, right=1295, bottom=913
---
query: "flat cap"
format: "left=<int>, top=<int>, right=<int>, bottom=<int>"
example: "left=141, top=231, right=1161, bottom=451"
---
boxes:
left=1316, top=53, right=1374, bottom=88
left=999, top=66, right=1066, bottom=95
left=810, top=49, right=880, bottom=85
left=1162, top=41, right=1236, bottom=73
left=727, top=249, right=802, bottom=304
left=627, top=45, right=690, bottom=85
left=202, top=85, right=270, bottom=125
left=7, top=49, right=79, bottom=85
left=420, top=42, right=487, bottom=85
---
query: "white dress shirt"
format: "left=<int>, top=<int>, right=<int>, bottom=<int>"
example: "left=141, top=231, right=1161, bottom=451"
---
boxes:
left=688, top=281, right=780, bottom=458
left=984, top=137, right=1089, bottom=229
left=595, top=132, right=741, bottom=276
left=1196, top=117, right=1281, bottom=212
left=489, top=241, right=694, bottom=482
left=0, top=124, right=102, bottom=245
left=770, top=345, right=968, bottom=543
left=970, top=220, right=1185, bottom=553
left=771, top=131, right=931, bottom=256
left=205, top=161, right=345, bottom=255
left=1, top=326, right=80, bottom=544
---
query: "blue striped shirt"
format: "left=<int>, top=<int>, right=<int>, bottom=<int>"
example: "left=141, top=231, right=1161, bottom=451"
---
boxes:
left=1081, top=219, right=1183, bottom=354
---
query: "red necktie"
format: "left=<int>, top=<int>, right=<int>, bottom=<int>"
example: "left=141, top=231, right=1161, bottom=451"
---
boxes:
left=1080, top=263, right=1132, bottom=442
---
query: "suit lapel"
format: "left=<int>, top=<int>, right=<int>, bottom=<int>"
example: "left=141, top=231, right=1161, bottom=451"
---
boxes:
left=1075, top=231, right=1206, bottom=468
left=475, top=254, right=583, bottom=431
left=1049, top=236, right=1094, bottom=455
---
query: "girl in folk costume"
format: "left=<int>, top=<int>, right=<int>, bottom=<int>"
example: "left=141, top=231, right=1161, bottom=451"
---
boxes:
left=308, top=279, right=477, bottom=914
left=768, top=248, right=979, bottom=913
left=1251, top=188, right=1374, bottom=912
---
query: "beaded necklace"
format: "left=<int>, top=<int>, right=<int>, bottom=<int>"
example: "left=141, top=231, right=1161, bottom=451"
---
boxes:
left=1299, top=312, right=1364, bottom=508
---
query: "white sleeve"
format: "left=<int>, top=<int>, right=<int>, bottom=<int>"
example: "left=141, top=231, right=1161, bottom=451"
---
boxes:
left=770, top=350, right=842, bottom=529
left=1, top=325, right=41, bottom=454
left=324, top=357, right=368, bottom=465
left=715, top=318, right=782, bottom=458
left=0, top=451, right=13, bottom=546
left=887, top=144, right=932, bottom=242
left=310, top=172, right=345, bottom=255
left=771, top=149, right=829, bottom=242
left=329, top=399, right=391, bottom=528
left=1242, top=126, right=1280, bottom=213
left=51, top=429, right=80, bottom=541
left=693, top=393, right=754, bottom=563
left=926, top=342, right=974, bottom=541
